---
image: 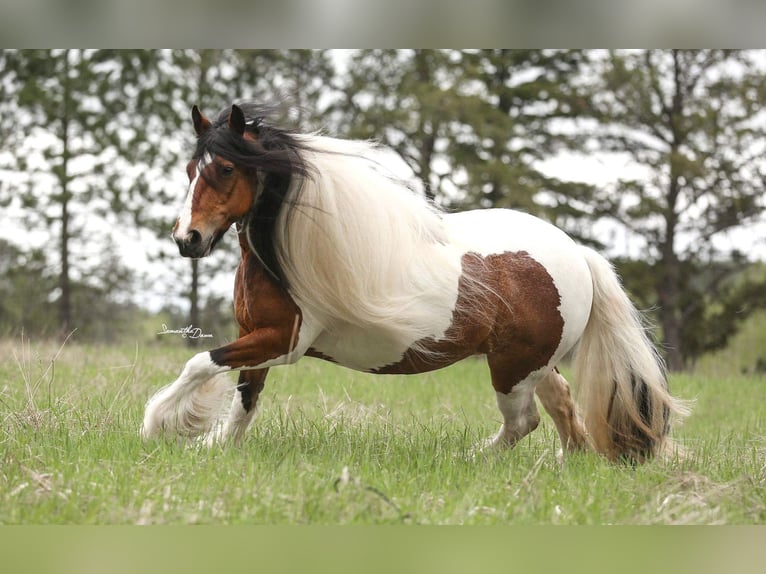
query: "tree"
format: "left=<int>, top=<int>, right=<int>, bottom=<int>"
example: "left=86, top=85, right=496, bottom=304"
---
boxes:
left=0, top=49, right=196, bottom=339
left=584, top=49, right=766, bottom=369
left=0, top=50, right=332, bottom=341
left=0, top=239, right=56, bottom=337
left=333, top=50, right=595, bottom=238
left=447, top=49, right=595, bottom=233
left=334, top=50, right=458, bottom=202
left=0, top=236, right=146, bottom=341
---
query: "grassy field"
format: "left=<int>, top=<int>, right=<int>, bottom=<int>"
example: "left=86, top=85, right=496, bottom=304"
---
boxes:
left=0, top=336, right=764, bottom=525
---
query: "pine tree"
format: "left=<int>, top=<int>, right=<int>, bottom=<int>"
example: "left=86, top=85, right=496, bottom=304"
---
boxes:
left=0, top=49, right=183, bottom=338
left=584, top=49, right=766, bottom=369
left=333, top=50, right=594, bottom=236
left=334, top=49, right=461, bottom=202
left=448, top=50, right=594, bottom=230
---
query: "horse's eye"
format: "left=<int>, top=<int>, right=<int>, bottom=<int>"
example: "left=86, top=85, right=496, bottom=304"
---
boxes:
left=219, top=164, right=235, bottom=177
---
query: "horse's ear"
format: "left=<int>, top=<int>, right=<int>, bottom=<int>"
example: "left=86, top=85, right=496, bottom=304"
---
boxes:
left=228, top=104, right=246, bottom=136
left=192, top=105, right=211, bottom=136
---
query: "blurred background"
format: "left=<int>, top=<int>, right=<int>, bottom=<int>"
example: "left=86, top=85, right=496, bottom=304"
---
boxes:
left=1, top=49, right=766, bottom=372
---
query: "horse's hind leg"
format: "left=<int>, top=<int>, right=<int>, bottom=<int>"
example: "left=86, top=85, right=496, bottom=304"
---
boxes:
left=484, top=355, right=542, bottom=449
left=204, top=368, right=268, bottom=446
left=485, top=378, right=541, bottom=449
left=535, top=369, right=587, bottom=455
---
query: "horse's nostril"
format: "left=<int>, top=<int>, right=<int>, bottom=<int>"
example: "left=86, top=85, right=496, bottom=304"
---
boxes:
left=187, top=230, right=202, bottom=245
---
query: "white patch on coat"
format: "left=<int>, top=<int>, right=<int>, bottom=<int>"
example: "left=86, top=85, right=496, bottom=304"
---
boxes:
left=483, top=376, right=543, bottom=449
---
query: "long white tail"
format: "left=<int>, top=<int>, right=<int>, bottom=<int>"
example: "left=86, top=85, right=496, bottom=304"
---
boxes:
left=573, top=247, right=690, bottom=462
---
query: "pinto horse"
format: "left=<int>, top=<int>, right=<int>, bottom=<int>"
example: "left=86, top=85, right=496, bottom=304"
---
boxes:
left=141, top=103, right=688, bottom=462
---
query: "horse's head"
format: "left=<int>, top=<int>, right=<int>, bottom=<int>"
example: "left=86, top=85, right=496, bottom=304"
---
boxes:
left=173, top=104, right=258, bottom=258
left=173, top=104, right=305, bottom=258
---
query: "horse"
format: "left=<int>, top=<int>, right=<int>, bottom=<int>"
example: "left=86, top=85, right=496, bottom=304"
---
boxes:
left=141, top=102, right=689, bottom=462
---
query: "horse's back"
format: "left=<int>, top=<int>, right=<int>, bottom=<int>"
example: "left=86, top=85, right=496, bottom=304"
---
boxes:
left=445, top=208, right=578, bottom=255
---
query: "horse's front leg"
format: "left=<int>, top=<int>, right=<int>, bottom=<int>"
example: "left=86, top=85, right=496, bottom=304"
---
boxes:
left=201, top=368, right=269, bottom=446
left=141, top=328, right=303, bottom=441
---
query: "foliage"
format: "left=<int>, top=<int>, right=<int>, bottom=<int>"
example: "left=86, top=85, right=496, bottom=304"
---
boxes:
left=615, top=258, right=766, bottom=366
left=0, top=50, right=336, bottom=343
left=0, top=238, right=149, bottom=343
left=1, top=50, right=765, bottom=368
left=0, top=240, right=56, bottom=337
left=583, top=50, right=766, bottom=369
left=333, top=49, right=596, bottom=238
left=0, top=49, right=186, bottom=337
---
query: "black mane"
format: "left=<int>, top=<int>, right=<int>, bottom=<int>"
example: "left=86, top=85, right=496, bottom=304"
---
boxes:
left=194, top=103, right=312, bottom=285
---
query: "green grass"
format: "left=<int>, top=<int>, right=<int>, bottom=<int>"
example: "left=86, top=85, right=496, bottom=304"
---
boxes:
left=1, top=337, right=764, bottom=524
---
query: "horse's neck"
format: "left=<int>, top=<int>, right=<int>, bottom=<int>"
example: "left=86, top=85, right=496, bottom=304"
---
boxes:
left=238, top=239, right=283, bottom=288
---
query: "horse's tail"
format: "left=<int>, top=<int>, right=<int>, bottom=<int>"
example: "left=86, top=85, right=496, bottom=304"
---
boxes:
left=573, top=247, right=690, bottom=462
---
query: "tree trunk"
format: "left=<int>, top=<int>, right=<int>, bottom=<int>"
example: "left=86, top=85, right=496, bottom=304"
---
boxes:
left=413, top=50, right=436, bottom=202
left=656, top=49, right=685, bottom=371
left=657, top=242, right=684, bottom=371
left=59, top=50, right=73, bottom=339
left=188, top=258, right=200, bottom=348
left=487, top=49, right=513, bottom=206
left=657, top=163, right=684, bottom=371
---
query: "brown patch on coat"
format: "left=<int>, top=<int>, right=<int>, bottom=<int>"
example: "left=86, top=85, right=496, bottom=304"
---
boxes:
left=373, top=251, right=564, bottom=393
left=209, top=242, right=304, bottom=369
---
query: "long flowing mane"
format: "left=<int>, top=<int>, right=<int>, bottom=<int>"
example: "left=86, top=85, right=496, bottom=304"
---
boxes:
left=197, top=103, right=463, bottom=347
left=275, top=135, right=462, bottom=342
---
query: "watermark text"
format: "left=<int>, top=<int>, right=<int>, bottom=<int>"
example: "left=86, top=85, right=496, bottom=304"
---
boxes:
left=157, top=324, right=213, bottom=339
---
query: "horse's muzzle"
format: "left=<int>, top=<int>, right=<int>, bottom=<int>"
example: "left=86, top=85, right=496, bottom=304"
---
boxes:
left=174, top=229, right=208, bottom=258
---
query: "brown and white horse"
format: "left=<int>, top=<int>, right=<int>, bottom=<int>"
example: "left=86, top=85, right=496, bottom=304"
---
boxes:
left=141, top=103, right=688, bottom=462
